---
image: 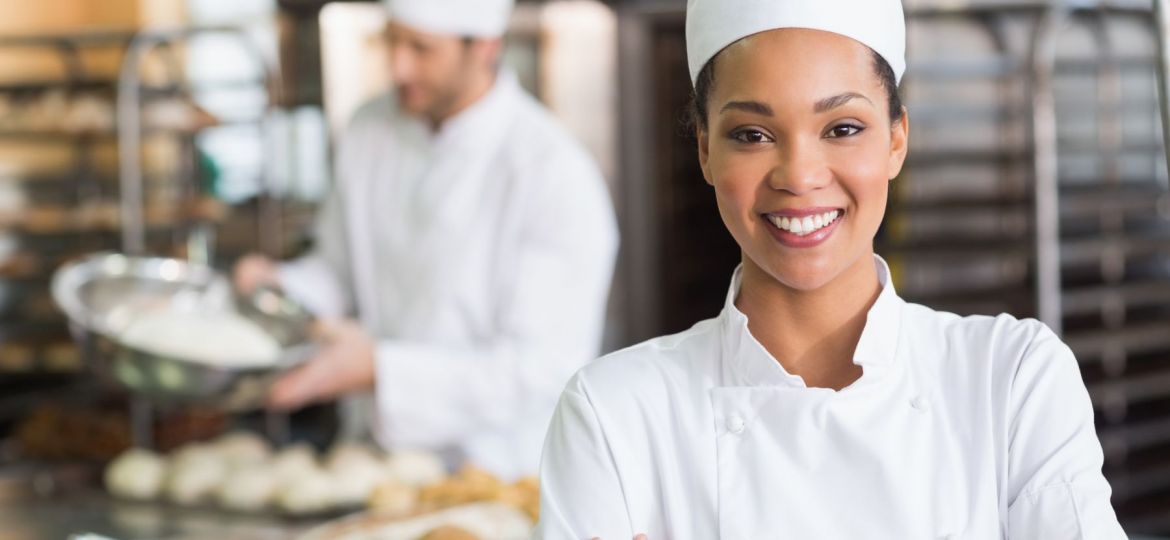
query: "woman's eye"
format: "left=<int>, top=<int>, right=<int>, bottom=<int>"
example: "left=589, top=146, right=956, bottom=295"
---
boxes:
left=826, top=124, right=864, bottom=138
left=730, top=129, right=772, bottom=144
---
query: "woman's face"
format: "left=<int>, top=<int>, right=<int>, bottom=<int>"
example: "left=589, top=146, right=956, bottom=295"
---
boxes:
left=698, top=28, right=909, bottom=292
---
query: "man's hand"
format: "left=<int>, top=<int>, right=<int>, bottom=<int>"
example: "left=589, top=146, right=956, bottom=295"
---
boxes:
left=233, top=254, right=280, bottom=294
left=267, top=319, right=377, bottom=411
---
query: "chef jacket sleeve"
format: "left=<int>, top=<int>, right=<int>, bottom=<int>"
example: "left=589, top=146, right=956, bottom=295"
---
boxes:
left=277, top=187, right=354, bottom=319
left=276, top=116, right=362, bottom=319
left=1005, top=323, right=1127, bottom=539
left=371, top=144, right=619, bottom=455
left=532, top=375, right=634, bottom=540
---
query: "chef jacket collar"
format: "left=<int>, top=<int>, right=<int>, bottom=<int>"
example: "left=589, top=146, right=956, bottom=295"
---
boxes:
left=427, top=68, right=521, bottom=150
left=720, top=254, right=905, bottom=387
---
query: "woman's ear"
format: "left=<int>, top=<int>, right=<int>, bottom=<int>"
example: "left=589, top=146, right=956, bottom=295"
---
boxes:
left=698, top=125, right=714, bottom=186
left=887, top=107, right=909, bottom=180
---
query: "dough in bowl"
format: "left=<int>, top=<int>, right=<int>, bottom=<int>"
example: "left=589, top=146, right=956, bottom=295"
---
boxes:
left=119, top=310, right=280, bottom=368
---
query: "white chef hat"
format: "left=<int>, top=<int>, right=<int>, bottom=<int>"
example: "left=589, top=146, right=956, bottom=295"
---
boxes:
left=685, top=0, right=906, bottom=86
left=384, top=0, right=515, bottom=38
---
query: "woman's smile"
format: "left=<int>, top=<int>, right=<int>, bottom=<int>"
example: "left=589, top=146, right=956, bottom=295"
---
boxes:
left=762, top=207, right=845, bottom=248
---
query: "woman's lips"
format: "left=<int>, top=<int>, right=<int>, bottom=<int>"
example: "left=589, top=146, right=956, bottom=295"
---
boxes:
left=762, top=209, right=844, bottom=248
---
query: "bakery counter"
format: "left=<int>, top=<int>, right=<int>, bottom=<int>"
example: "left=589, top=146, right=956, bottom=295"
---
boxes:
left=0, top=491, right=325, bottom=540
left=0, top=463, right=327, bottom=540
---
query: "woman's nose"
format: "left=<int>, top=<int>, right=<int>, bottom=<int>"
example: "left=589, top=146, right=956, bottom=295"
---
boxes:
left=767, top=143, right=831, bottom=195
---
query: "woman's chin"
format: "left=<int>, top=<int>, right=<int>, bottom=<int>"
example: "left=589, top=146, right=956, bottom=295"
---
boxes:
left=751, top=254, right=840, bottom=293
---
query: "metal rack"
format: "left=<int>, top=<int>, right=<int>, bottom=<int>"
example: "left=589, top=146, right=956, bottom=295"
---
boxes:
left=894, top=2, right=1170, bottom=533
left=115, top=27, right=285, bottom=259
left=0, top=27, right=289, bottom=453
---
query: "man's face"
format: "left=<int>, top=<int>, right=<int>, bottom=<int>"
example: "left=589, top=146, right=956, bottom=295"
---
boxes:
left=384, top=21, right=478, bottom=119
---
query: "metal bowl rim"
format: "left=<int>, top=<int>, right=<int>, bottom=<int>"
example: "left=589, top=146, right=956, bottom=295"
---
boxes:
left=51, top=251, right=224, bottom=339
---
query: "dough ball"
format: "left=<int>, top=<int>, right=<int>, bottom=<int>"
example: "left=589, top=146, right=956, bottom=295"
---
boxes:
left=170, top=442, right=217, bottom=466
left=325, top=444, right=387, bottom=507
left=212, top=431, right=271, bottom=466
left=329, top=461, right=385, bottom=507
left=275, top=465, right=335, bottom=515
left=325, top=442, right=382, bottom=472
left=216, top=464, right=278, bottom=512
left=271, top=443, right=319, bottom=488
left=105, top=448, right=167, bottom=500
left=384, top=450, right=448, bottom=487
left=166, top=446, right=228, bottom=506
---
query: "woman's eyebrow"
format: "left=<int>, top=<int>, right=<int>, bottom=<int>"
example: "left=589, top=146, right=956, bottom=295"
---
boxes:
left=814, top=92, right=872, bottom=113
left=719, top=93, right=873, bottom=117
left=720, top=100, right=773, bottom=116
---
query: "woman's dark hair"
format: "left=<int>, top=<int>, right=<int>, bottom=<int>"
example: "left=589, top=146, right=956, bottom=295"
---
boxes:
left=689, top=48, right=903, bottom=131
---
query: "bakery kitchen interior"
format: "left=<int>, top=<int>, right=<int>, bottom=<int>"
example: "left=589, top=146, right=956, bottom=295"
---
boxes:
left=2, top=0, right=1170, bottom=538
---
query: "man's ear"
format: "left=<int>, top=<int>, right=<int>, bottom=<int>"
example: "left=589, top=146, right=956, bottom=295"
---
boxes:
left=473, top=37, right=504, bottom=69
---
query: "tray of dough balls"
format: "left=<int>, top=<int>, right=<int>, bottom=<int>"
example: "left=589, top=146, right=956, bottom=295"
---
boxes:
left=104, top=431, right=539, bottom=539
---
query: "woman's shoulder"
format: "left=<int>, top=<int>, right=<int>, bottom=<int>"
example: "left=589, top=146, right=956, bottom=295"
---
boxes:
left=566, top=318, right=724, bottom=404
left=904, top=301, right=1050, bottom=340
left=903, top=302, right=1059, bottom=353
left=900, top=302, right=1077, bottom=388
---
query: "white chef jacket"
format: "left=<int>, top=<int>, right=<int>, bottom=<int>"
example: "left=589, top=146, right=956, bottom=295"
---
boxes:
left=277, top=70, right=619, bottom=480
left=536, top=255, right=1125, bottom=539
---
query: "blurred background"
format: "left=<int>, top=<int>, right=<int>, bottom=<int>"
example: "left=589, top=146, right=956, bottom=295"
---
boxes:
left=0, top=0, right=1169, bottom=537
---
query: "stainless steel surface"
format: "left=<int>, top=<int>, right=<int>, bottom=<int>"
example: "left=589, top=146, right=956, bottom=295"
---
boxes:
left=51, top=253, right=231, bottom=337
left=116, top=34, right=147, bottom=256
left=1155, top=0, right=1170, bottom=183
left=1029, top=4, right=1068, bottom=334
left=0, top=489, right=319, bottom=540
left=237, top=286, right=316, bottom=349
left=50, top=252, right=315, bottom=407
left=186, top=222, right=215, bottom=268
left=244, top=286, right=316, bottom=443
left=130, top=397, right=154, bottom=451
left=0, top=463, right=336, bottom=539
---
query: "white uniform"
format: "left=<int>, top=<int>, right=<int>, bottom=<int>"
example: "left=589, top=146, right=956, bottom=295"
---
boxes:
left=279, top=71, right=619, bottom=480
left=536, top=256, right=1125, bottom=539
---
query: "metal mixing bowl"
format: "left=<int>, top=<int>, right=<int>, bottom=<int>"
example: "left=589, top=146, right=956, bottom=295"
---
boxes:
left=51, top=252, right=316, bottom=407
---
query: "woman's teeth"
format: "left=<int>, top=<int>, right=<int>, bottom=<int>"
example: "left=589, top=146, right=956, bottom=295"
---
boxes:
left=768, top=210, right=841, bottom=236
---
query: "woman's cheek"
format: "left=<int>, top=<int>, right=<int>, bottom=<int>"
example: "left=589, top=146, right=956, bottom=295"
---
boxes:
left=714, top=152, right=772, bottom=202
left=712, top=176, right=764, bottom=249
left=713, top=179, right=755, bottom=237
left=833, top=149, right=889, bottom=195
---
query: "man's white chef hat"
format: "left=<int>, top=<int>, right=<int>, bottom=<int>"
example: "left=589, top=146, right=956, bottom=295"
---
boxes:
left=384, top=0, right=515, bottom=38
left=685, top=0, right=906, bottom=86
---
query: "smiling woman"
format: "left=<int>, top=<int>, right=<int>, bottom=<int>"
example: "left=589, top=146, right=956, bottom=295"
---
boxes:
left=533, top=0, right=1127, bottom=539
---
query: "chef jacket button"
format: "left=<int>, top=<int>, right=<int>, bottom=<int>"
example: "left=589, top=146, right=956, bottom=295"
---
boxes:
left=726, top=416, right=746, bottom=434
left=910, top=396, right=929, bottom=412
